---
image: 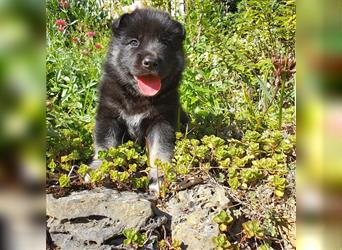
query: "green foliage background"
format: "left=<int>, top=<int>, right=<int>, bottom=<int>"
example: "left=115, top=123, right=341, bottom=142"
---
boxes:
left=47, top=0, right=296, bottom=249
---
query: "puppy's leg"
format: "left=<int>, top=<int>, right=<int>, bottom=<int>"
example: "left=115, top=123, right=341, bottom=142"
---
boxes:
left=91, top=116, right=125, bottom=168
left=146, top=121, right=175, bottom=195
left=85, top=117, right=125, bottom=182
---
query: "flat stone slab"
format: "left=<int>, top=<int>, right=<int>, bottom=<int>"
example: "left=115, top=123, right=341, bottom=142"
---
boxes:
left=47, top=188, right=155, bottom=249
left=164, top=183, right=231, bottom=250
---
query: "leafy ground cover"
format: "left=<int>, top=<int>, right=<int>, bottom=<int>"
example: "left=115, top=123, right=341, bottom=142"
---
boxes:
left=47, top=0, right=296, bottom=249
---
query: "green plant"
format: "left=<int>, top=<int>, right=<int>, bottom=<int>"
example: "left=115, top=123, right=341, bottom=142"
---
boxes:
left=212, top=210, right=235, bottom=247
left=213, top=210, right=234, bottom=233
left=242, top=220, right=264, bottom=239
left=171, top=239, right=182, bottom=250
left=58, top=174, right=71, bottom=188
left=270, top=175, right=287, bottom=197
left=123, top=228, right=147, bottom=247
left=77, top=164, right=89, bottom=177
left=212, top=233, right=232, bottom=250
left=158, top=238, right=183, bottom=250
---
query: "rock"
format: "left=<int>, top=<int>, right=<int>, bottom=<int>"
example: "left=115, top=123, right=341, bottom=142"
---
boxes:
left=47, top=184, right=231, bottom=250
left=47, top=188, right=160, bottom=250
left=47, top=188, right=153, bottom=222
left=164, top=182, right=231, bottom=250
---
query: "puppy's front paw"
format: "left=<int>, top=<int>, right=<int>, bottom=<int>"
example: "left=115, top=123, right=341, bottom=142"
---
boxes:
left=84, top=173, right=91, bottom=183
left=148, top=176, right=164, bottom=197
left=84, top=159, right=103, bottom=183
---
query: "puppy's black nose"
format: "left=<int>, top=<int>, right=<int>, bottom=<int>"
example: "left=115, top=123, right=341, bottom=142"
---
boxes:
left=142, top=56, right=158, bottom=70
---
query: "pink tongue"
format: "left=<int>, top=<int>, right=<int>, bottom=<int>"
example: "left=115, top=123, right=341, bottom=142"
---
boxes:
left=136, top=75, right=161, bottom=96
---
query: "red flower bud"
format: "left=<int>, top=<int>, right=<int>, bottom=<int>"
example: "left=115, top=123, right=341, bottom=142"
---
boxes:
left=95, top=43, right=102, bottom=49
left=86, top=31, right=96, bottom=37
left=55, top=19, right=66, bottom=26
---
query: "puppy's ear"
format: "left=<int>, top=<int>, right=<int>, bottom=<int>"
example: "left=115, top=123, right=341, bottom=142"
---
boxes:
left=173, top=21, right=186, bottom=41
left=112, top=13, right=131, bottom=34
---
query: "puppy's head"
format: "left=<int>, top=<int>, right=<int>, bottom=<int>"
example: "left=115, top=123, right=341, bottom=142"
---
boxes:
left=108, top=9, right=185, bottom=96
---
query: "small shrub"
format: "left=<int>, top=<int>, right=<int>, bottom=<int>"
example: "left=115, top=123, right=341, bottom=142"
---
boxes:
left=58, top=174, right=70, bottom=188
left=123, top=228, right=147, bottom=247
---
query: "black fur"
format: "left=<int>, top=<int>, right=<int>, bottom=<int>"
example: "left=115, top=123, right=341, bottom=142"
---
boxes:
left=93, top=9, right=187, bottom=191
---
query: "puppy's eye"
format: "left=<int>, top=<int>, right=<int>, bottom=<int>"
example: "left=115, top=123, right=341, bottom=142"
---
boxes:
left=128, top=39, right=139, bottom=47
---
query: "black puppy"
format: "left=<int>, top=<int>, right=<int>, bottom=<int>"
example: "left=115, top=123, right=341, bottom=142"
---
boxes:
left=93, top=8, right=187, bottom=193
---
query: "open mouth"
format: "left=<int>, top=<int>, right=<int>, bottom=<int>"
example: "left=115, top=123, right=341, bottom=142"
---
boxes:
left=134, top=74, right=161, bottom=96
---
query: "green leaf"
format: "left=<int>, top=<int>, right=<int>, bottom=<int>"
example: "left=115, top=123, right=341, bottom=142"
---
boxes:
left=59, top=174, right=70, bottom=188
left=212, top=234, right=231, bottom=248
left=213, top=210, right=233, bottom=224
left=228, top=177, right=241, bottom=190
left=48, top=160, right=56, bottom=172
left=242, top=220, right=264, bottom=239
left=77, top=164, right=89, bottom=177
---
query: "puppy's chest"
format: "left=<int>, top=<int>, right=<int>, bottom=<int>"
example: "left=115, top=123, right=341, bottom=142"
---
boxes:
left=119, top=110, right=151, bottom=137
